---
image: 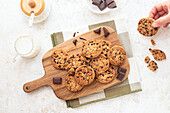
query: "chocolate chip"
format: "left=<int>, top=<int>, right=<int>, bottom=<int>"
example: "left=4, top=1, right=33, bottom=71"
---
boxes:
left=94, top=27, right=101, bottom=35
left=79, top=37, right=87, bottom=41
left=92, top=0, right=102, bottom=6
left=53, top=77, right=62, bottom=84
left=98, top=1, right=107, bottom=11
left=73, top=39, right=78, bottom=46
left=154, top=28, right=158, bottom=30
left=103, top=27, right=110, bottom=37
left=26, top=86, right=30, bottom=90
left=108, top=1, right=117, bottom=8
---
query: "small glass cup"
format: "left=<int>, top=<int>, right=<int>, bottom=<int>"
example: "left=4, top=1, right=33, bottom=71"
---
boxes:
left=14, top=35, right=40, bottom=58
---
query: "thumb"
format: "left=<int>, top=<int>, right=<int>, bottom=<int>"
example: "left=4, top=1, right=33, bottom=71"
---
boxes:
left=152, top=14, right=170, bottom=27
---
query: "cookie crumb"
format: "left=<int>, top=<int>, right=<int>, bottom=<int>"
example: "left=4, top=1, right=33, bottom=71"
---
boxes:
left=144, top=56, right=150, bottom=63
left=151, top=39, right=155, bottom=45
left=147, top=60, right=158, bottom=72
left=149, top=49, right=166, bottom=61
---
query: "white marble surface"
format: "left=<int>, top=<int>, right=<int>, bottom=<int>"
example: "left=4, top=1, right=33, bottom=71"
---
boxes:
left=0, top=0, right=170, bottom=113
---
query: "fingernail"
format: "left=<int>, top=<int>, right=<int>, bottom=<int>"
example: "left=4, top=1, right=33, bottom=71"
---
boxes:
left=152, top=22, right=158, bottom=27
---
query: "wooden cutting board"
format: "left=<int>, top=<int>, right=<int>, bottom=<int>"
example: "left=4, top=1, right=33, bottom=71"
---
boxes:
left=23, top=26, right=130, bottom=100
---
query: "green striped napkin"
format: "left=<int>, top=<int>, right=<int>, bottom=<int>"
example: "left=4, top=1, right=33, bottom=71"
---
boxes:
left=51, top=19, right=142, bottom=108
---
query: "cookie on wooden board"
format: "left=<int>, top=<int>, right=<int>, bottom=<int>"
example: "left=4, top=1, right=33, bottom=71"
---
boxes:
left=82, top=39, right=102, bottom=58
left=65, top=74, right=84, bottom=92
left=66, top=54, right=86, bottom=75
left=100, top=40, right=112, bottom=57
left=89, top=54, right=110, bottom=74
left=147, top=60, right=158, bottom=72
left=51, top=49, right=69, bottom=58
left=149, top=48, right=166, bottom=61
left=137, top=17, right=158, bottom=37
left=108, top=46, right=126, bottom=66
left=51, top=50, right=69, bottom=69
left=96, top=65, right=116, bottom=83
left=75, top=65, right=95, bottom=86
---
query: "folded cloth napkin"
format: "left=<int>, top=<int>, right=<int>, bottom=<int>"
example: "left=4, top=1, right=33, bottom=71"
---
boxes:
left=51, top=19, right=142, bottom=108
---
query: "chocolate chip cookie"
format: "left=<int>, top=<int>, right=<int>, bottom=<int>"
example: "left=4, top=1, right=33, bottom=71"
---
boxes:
left=137, top=17, right=158, bottom=37
left=75, top=65, right=95, bottom=86
left=149, top=48, right=166, bottom=61
left=147, top=60, right=158, bottom=72
left=82, top=40, right=102, bottom=58
left=89, top=54, right=110, bottom=74
left=66, top=54, right=86, bottom=75
left=51, top=49, right=69, bottom=58
left=144, top=56, right=150, bottom=63
left=65, top=74, right=84, bottom=92
left=100, top=40, right=112, bottom=57
left=108, top=46, right=126, bottom=66
left=51, top=50, right=69, bottom=70
left=96, top=65, right=116, bottom=83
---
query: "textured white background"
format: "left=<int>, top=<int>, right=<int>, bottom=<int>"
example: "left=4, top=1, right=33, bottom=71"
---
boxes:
left=0, top=0, right=170, bottom=113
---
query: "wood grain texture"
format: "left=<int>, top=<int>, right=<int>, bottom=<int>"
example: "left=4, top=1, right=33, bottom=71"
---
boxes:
left=23, top=26, right=130, bottom=100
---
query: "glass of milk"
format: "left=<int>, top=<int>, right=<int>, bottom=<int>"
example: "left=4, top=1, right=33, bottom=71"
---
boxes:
left=14, top=36, right=40, bottom=58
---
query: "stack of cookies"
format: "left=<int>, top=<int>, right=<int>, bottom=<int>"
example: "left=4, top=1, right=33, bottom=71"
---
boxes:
left=51, top=39, right=127, bottom=92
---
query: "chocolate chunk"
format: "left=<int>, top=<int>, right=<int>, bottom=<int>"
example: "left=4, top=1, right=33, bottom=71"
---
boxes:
left=92, top=0, right=102, bottom=6
left=73, top=32, right=76, bottom=37
left=116, top=73, right=125, bottom=81
left=79, top=37, right=87, bottom=41
left=53, top=77, right=62, bottom=84
left=98, top=1, right=107, bottom=11
left=118, top=67, right=127, bottom=74
left=108, top=1, right=117, bottom=9
left=105, top=0, right=114, bottom=5
left=73, top=39, right=78, bottom=46
left=94, top=27, right=101, bottom=35
left=103, top=27, right=110, bottom=37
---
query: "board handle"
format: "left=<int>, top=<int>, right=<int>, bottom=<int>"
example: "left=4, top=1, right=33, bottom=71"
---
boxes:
left=23, top=76, right=51, bottom=93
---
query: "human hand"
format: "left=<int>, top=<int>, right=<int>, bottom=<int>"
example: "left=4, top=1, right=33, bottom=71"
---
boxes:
left=149, top=0, right=170, bottom=28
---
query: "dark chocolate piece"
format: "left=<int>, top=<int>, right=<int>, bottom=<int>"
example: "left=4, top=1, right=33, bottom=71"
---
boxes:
left=92, top=0, right=102, bottom=6
left=108, top=1, right=117, bottom=8
left=94, top=27, right=101, bottom=35
left=98, top=1, right=107, bottom=11
left=116, top=73, right=125, bottom=81
left=53, top=77, right=62, bottom=84
left=73, top=39, right=78, bottom=46
left=103, top=27, right=110, bottom=37
left=105, top=0, right=114, bottom=5
left=79, top=37, right=87, bottom=41
left=118, top=67, right=127, bottom=74
left=73, top=32, right=76, bottom=37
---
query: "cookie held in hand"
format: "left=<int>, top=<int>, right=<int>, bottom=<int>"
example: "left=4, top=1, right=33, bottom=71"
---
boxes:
left=137, top=17, right=158, bottom=37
